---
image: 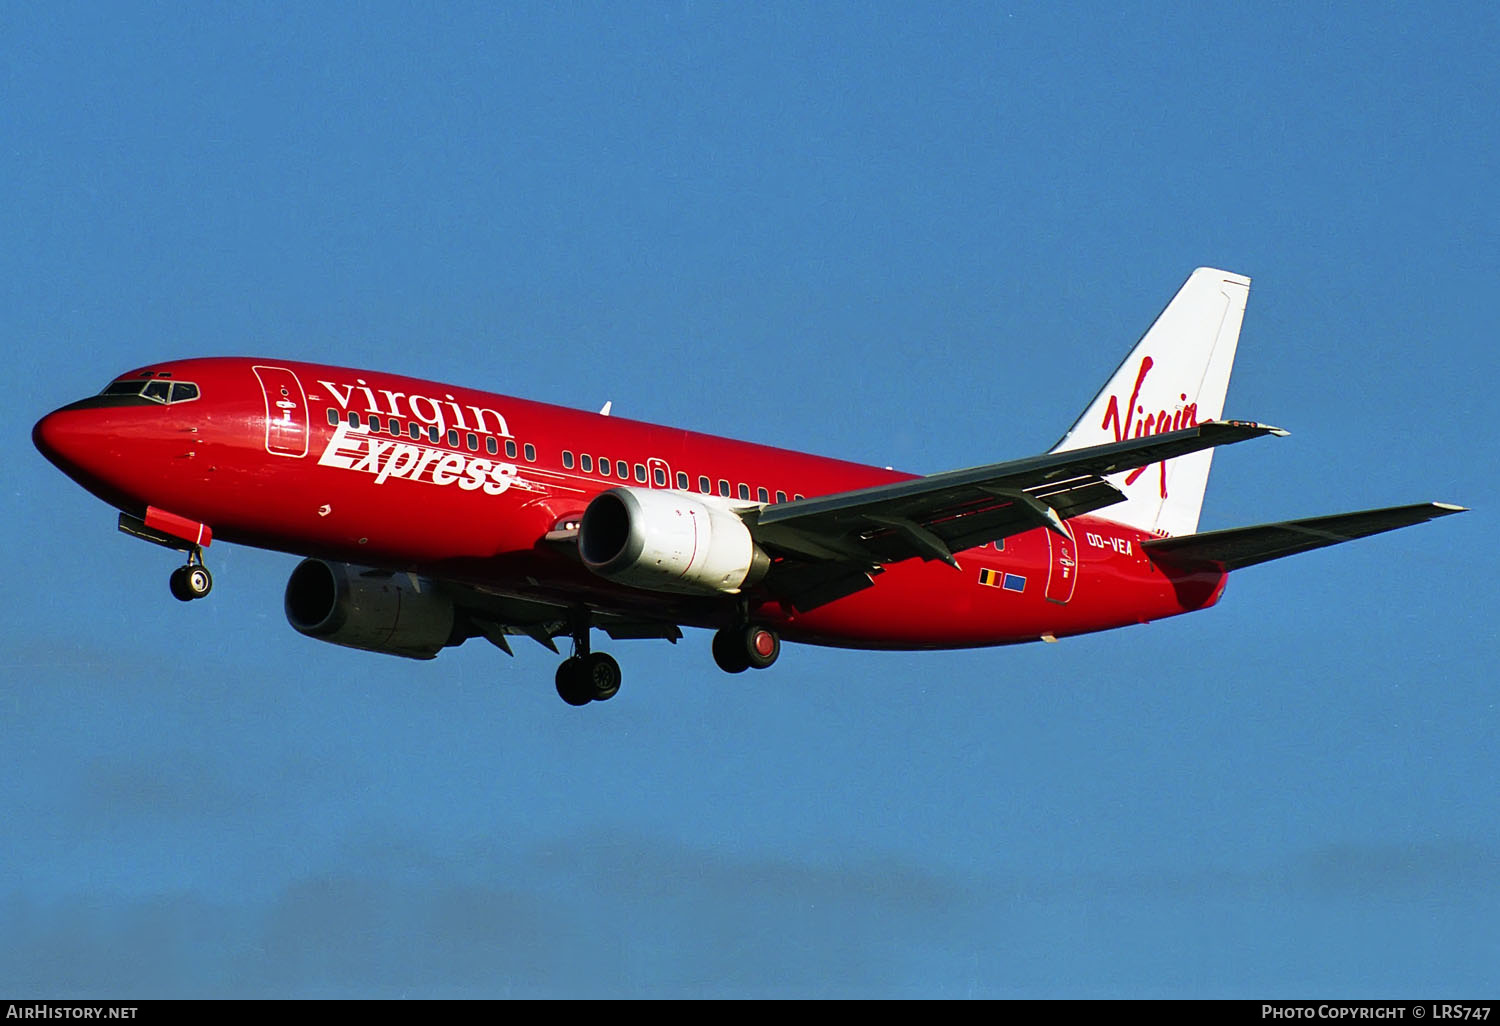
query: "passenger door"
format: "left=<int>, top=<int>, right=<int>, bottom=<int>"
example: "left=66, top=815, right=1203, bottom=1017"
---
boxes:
left=252, top=365, right=309, bottom=458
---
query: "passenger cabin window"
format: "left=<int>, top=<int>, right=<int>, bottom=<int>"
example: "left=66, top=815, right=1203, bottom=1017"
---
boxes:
left=738, top=484, right=750, bottom=501
left=486, top=437, right=498, bottom=455
left=718, top=480, right=730, bottom=497
left=409, top=423, right=422, bottom=440
left=600, top=460, right=612, bottom=477
left=698, top=475, right=711, bottom=493
left=616, top=460, right=628, bottom=478
left=562, top=451, right=575, bottom=469
left=447, top=429, right=460, bottom=447
left=775, top=490, right=787, bottom=504
left=347, top=411, right=362, bottom=428
left=676, top=471, right=688, bottom=490
left=634, top=464, right=647, bottom=483
left=581, top=454, right=593, bottom=472
left=327, top=408, right=339, bottom=426
left=428, top=426, right=440, bottom=443
left=524, top=443, right=536, bottom=462
left=466, top=432, right=479, bottom=451
left=757, top=487, right=769, bottom=503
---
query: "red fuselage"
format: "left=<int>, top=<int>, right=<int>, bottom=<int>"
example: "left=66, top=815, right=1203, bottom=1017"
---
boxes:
left=33, top=357, right=1226, bottom=650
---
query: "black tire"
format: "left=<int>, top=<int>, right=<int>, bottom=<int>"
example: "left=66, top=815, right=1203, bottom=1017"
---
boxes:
left=711, top=628, right=751, bottom=674
left=555, top=657, right=594, bottom=706
left=742, top=625, right=780, bottom=670
left=583, top=652, right=622, bottom=701
left=169, top=566, right=194, bottom=602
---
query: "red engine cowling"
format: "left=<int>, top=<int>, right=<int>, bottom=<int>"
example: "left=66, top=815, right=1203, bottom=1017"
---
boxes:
left=579, top=487, right=769, bottom=595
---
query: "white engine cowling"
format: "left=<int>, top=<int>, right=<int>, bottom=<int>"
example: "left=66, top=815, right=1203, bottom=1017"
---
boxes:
left=579, top=487, right=769, bottom=595
left=284, top=558, right=458, bottom=660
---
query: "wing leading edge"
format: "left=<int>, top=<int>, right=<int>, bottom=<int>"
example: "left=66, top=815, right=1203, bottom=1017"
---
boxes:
left=1141, top=502, right=1466, bottom=571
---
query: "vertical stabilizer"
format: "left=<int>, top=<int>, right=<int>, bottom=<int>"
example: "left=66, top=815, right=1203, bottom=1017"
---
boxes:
left=1050, top=267, right=1251, bottom=537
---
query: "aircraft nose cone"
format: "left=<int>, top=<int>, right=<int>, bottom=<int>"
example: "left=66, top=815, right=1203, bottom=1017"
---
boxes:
left=32, top=403, right=124, bottom=487
left=33, top=407, right=87, bottom=468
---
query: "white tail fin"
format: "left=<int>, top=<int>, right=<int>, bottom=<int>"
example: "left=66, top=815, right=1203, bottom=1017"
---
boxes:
left=1050, top=267, right=1251, bottom=537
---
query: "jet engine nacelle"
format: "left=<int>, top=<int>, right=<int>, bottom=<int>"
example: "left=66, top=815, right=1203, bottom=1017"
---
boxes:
left=579, top=487, right=770, bottom=595
left=284, top=558, right=458, bottom=660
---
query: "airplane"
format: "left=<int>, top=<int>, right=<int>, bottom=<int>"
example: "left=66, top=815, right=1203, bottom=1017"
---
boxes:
left=32, top=268, right=1463, bottom=706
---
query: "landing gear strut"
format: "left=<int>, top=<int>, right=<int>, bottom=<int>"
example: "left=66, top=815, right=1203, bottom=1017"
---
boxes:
left=712, top=624, right=780, bottom=674
left=168, top=549, right=213, bottom=602
left=554, top=610, right=622, bottom=706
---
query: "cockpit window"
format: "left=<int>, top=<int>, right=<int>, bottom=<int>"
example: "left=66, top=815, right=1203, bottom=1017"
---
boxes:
left=99, top=378, right=201, bottom=405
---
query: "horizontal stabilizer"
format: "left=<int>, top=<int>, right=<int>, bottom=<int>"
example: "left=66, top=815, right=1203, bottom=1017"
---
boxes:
left=1142, top=502, right=1466, bottom=571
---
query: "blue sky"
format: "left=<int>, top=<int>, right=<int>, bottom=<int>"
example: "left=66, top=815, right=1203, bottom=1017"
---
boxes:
left=3, top=2, right=1495, bottom=997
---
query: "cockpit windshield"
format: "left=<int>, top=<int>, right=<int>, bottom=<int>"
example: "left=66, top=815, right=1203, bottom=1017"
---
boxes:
left=100, top=379, right=200, bottom=404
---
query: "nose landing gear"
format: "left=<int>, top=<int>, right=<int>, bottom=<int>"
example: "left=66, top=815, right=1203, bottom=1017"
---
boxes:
left=168, top=550, right=213, bottom=602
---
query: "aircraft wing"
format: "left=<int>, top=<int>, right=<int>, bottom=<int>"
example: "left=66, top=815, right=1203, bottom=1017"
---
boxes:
left=1141, top=501, right=1466, bottom=571
left=442, top=581, right=688, bottom=655
left=750, top=420, right=1284, bottom=609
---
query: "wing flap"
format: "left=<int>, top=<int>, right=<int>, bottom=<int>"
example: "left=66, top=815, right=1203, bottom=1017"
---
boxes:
left=765, top=562, right=880, bottom=613
left=1142, top=502, right=1466, bottom=571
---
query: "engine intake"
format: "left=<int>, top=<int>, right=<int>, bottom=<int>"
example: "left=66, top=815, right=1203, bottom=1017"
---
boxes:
left=284, top=558, right=458, bottom=660
left=579, top=487, right=769, bottom=595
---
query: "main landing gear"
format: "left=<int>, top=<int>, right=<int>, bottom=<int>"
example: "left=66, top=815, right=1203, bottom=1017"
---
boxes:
left=552, top=621, right=780, bottom=704
left=712, top=624, right=780, bottom=674
left=168, top=549, right=213, bottom=602
left=554, top=611, right=622, bottom=707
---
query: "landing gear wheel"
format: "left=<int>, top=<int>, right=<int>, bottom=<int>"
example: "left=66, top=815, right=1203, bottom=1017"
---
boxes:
left=183, top=564, right=213, bottom=599
left=713, top=625, right=781, bottom=674
left=553, top=610, right=622, bottom=706
left=169, top=564, right=213, bottom=602
left=712, top=627, right=750, bottom=673
left=742, top=625, right=780, bottom=670
left=583, top=652, right=622, bottom=701
left=555, top=657, right=593, bottom=706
